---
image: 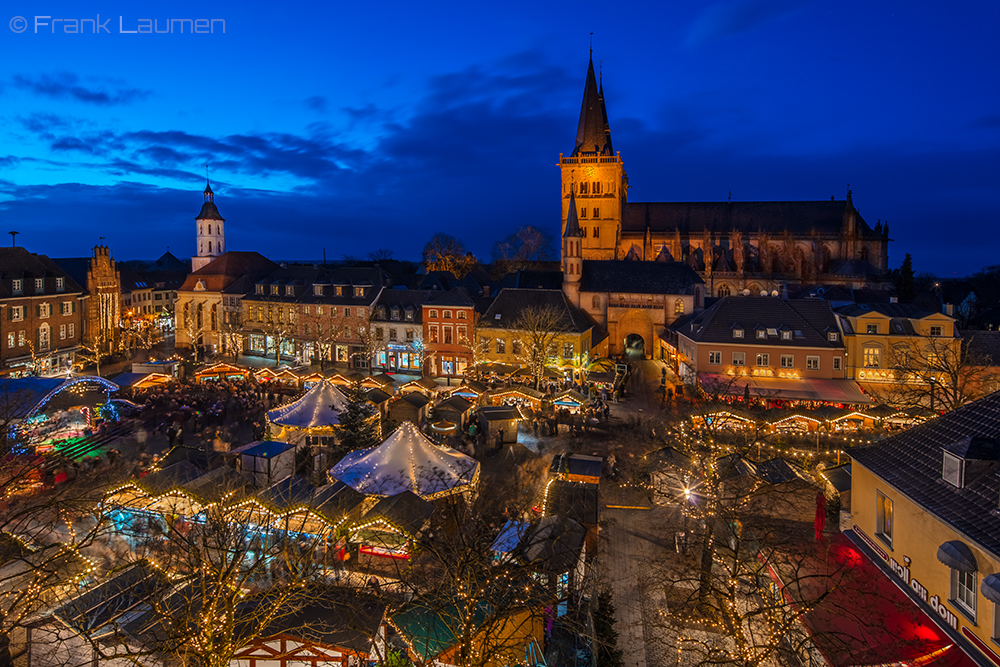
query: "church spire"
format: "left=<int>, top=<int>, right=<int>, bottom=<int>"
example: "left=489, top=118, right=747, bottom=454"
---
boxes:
left=572, top=54, right=613, bottom=157
left=563, top=188, right=583, bottom=238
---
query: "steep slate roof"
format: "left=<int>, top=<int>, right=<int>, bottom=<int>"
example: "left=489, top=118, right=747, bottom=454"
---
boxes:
left=422, top=287, right=475, bottom=309
left=849, top=391, right=1000, bottom=558
left=179, top=251, right=279, bottom=291
left=963, top=331, right=1000, bottom=366
left=372, top=289, right=430, bottom=323
left=834, top=303, right=941, bottom=319
left=578, top=260, right=703, bottom=295
left=678, top=296, right=842, bottom=348
left=481, top=288, right=593, bottom=333
left=148, top=251, right=187, bottom=271
left=571, top=55, right=613, bottom=157
left=621, top=199, right=874, bottom=237
left=0, top=248, right=85, bottom=298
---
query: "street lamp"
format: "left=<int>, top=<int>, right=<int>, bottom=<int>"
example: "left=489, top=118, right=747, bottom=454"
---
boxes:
left=929, top=377, right=936, bottom=412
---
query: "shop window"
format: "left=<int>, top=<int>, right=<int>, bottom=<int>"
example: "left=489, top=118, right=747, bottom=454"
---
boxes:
left=876, top=491, right=893, bottom=547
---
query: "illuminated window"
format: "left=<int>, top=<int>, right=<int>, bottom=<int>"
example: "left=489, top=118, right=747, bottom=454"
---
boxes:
left=563, top=342, right=574, bottom=359
left=429, top=310, right=438, bottom=319
left=781, top=330, right=792, bottom=340
left=429, top=326, right=439, bottom=343
left=866, top=324, right=878, bottom=334
left=496, top=339, right=506, bottom=354
left=675, top=299, right=685, bottom=315
left=756, top=353, right=769, bottom=367
left=876, top=491, right=893, bottom=546
left=285, top=286, right=294, bottom=296
left=6, top=333, right=12, bottom=348
left=863, top=347, right=880, bottom=368
left=354, top=287, right=364, bottom=297
left=443, top=327, right=453, bottom=344
left=313, top=285, right=324, bottom=296
left=443, top=310, right=452, bottom=319
left=806, top=356, right=820, bottom=370
left=828, top=332, right=838, bottom=342
left=270, top=285, right=279, bottom=295
left=709, top=351, right=721, bottom=365
left=757, top=329, right=766, bottom=339
left=732, top=328, right=744, bottom=339
left=457, top=311, right=467, bottom=320
left=256, top=285, right=264, bottom=294
left=10, top=306, right=23, bottom=322
left=780, top=354, right=793, bottom=368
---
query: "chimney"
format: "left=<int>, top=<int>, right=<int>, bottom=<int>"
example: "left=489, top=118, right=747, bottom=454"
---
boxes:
left=944, top=304, right=954, bottom=316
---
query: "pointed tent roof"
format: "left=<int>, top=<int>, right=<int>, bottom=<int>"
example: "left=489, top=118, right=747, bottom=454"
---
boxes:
left=196, top=180, right=225, bottom=221
left=328, top=422, right=479, bottom=499
left=267, top=379, right=350, bottom=429
left=563, top=189, right=583, bottom=238
left=572, top=55, right=613, bottom=157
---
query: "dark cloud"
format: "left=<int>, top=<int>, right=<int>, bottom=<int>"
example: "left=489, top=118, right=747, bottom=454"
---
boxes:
left=12, top=72, right=150, bottom=106
left=686, top=0, right=809, bottom=47
left=304, top=95, right=327, bottom=112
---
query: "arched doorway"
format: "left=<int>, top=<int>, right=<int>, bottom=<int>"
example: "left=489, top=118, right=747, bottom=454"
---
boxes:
left=617, top=309, right=654, bottom=360
left=624, top=333, right=645, bottom=359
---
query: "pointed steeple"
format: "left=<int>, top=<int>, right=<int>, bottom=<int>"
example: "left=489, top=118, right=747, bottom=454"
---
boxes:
left=196, top=179, right=225, bottom=222
left=564, top=189, right=583, bottom=238
left=572, top=55, right=613, bottom=157
left=203, top=179, right=215, bottom=202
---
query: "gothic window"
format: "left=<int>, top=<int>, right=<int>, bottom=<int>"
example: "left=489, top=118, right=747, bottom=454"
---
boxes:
left=593, top=181, right=602, bottom=194
left=580, top=182, right=589, bottom=194
left=593, top=208, right=599, bottom=218
left=593, top=227, right=599, bottom=238
left=717, top=285, right=731, bottom=297
left=580, top=208, right=587, bottom=218
left=582, top=227, right=587, bottom=237
left=674, top=298, right=685, bottom=315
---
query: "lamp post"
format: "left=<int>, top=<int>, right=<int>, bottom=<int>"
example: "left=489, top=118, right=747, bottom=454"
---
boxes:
left=929, top=377, right=936, bottom=412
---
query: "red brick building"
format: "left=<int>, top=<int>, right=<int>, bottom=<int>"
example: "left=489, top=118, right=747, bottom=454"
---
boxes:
left=421, top=289, right=475, bottom=378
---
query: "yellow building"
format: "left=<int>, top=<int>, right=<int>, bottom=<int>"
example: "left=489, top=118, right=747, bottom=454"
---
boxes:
left=850, top=393, right=1000, bottom=665
left=836, top=302, right=960, bottom=408
left=477, top=289, right=598, bottom=380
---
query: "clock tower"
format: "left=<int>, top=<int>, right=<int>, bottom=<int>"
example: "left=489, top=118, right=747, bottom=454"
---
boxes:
left=559, top=53, right=627, bottom=260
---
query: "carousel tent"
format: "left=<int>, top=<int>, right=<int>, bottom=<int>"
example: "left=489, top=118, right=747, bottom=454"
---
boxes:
left=0, top=376, right=118, bottom=423
left=267, top=379, right=351, bottom=442
left=329, top=422, right=479, bottom=500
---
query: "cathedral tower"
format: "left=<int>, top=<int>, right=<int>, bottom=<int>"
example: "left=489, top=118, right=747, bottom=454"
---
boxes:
left=191, top=180, right=226, bottom=272
left=562, top=189, right=584, bottom=308
left=559, top=54, right=628, bottom=260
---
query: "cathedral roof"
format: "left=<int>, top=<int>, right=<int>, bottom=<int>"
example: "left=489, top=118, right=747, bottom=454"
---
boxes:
left=578, top=260, right=702, bottom=296
left=621, top=200, right=874, bottom=237
left=571, top=55, right=613, bottom=157
left=195, top=201, right=225, bottom=221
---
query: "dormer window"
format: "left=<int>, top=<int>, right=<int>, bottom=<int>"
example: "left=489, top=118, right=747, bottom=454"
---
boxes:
left=405, top=310, right=414, bottom=321
left=335, top=286, right=343, bottom=296
left=11, top=280, right=21, bottom=295
left=35, top=278, right=44, bottom=293
left=391, top=307, right=400, bottom=321
left=930, top=326, right=942, bottom=337
left=733, top=328, right=744, bottom=339
left=354, top=287, right=364, bottom=297
left=866, top=324, right=878, bottom=334
left=942, top=452, right=964, bottom=488
left=285, top=286, right=295, bottom=296
left=270, top=285, right=279, bottom=296
left=828, top=332, right=838, bottom=342
left=313, top=285, right=324, bottom=296
left=781, top=330, right=792, bottom=340
left=56, top=277, right=65, bottom=292
left=756, top=329, right=766, bottom=339
left=256, top=284, right=264, bottom=295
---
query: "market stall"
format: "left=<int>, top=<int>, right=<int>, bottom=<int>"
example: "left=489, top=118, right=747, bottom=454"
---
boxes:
left=266, top=379, right=355, bottom=445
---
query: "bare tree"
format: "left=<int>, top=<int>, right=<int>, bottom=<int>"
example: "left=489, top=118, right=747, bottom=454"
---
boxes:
left=75, top=327, right=115, bottom=377
left=513, top=305, right=567, bottom=390
left=179, top=299, right=210, bottom=363
left=491, top=226, right=555, bottom=274
left=422, top=233, right=479, bottom=279
left=218, top=308, right=245, bottom=362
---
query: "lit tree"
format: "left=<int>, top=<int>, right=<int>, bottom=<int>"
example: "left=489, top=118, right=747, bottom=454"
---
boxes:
left=513, top=304, right=567, bottom=390
left=179, top=299, right=210, bottom=363
left=422, top=233, right=479, bottom=279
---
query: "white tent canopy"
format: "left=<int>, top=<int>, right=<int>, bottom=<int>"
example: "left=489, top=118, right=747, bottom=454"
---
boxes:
left=329, top=422, right=479, bottom=500
left=267, top=379, right=350, bottom=430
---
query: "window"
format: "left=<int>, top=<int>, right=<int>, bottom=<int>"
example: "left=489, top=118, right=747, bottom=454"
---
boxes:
left=943, top=452, right=964, bottom=488
left=56, top=277, right=64, bottom=291
left=354, top=287, right=365, bottom=297
left=302, top=305, right=310, bottom=315
left=285, top=286, right=294, bottom=296
left=375, top=327, right=384, bottom=341
left=429, top=326, right=439, bottom=343
left=563, top=342, right=574, bottom=359
left=733, top=328, right=744, bottom=339
left=344, top=307, right=351, bottom=318
left=344, top=326, right=352, bottom=338
left=828, top=332, right=838, bottom=342
left=952, top=569, right=977, bottom=619
left=59, top=324, right=66, bottom=340
left=866, top=324, right=878, bottom=334
left=512, top=339, right=522, bottom=355
left=10, top=306, right=23, bottom=322
left=732, top=352, right=745, bottom=366
left=443, top=310, right=452, bottom=319
left=781, top=330, right=792, bottom=340
left=593, top=208, right=599, bottom=218
left=593, top=181, right=602, bottom=194
left=579, top=182, right=588, bottom=194
left=457, top=311, right=467, bottom=320
left=756, top=353, right=769, bottom=367
left=876, top=491, right=893, bottom=546
left=6, top=333, right=12, bottom=349
left=391, top=307, right=400, bottom=320
left=756, top=329, right=766, bottom=339
left=709, top=351, right=722, bottom=365
left=457, top=325, right=467, bottom=342
left=833, top=357, right=841, bottom=371
left=68, top=323, right=74, bottom=338
left=580, top=208, right=587, bottom=218
left=593, top=227, right=600, bottom=238
left=389, top=328, right=398, bottom=342
left=405, top=329, right=414, bottom=342
left=256, top=284, right=264, bottom=294
left=674, top=299, right=685, bottom=315
left=313, top=284, right=324, bottom=296
left=806, top=356, right=820, bottom=370
left=38, top=325, right=49, bottom=350
left=496, top=339, right=506, bottom=354
left=270, top=285, right=279, bottom=295
left=429, top=310, right=438, bottom=319
left=11, top=279, right=21, bottom=295
left=863, top=347, right=880, bottom=368
left=335, top=286, right=343, bottom=296
left=35, top=278, right=44, bottom=293
left=405, top=310, right=414, bottom=321
left=930, top=325, right=942, bottom=337
left=317, top=306, right=324, bottom=315
left=18, top=331, right=24, bottom=347
left=443, top=327, right=453, bottom=344
left=780, top=354, right=794, bottom=369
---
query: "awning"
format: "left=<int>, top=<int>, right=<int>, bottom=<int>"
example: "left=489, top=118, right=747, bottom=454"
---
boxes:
left=981, top=574, right=1000, bottom=604
left=937, top=540, right=977, bottom=573
left=698, top=373, right=873, bottom=404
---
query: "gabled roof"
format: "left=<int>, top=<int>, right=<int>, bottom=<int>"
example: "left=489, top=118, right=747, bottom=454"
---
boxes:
left=850, top=391, right=1000, bottom=558
left=678, top=297, right=842, bottom=348
left=481, top=288, right=592, bottom=333
left=180, top=251, right=279, bottom=292
left=579, top=260, right=703, bottom=295
left=257, top=591, right=386, bottom=654
left=2, top=248, right=85, bottom=297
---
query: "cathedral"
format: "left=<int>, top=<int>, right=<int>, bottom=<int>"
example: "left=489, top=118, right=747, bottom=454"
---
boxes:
left=559, top=54, right=891, bottom=297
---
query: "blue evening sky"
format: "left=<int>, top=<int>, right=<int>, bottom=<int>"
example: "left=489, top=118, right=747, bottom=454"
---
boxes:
left=0, top=0, right=997, bottom=276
